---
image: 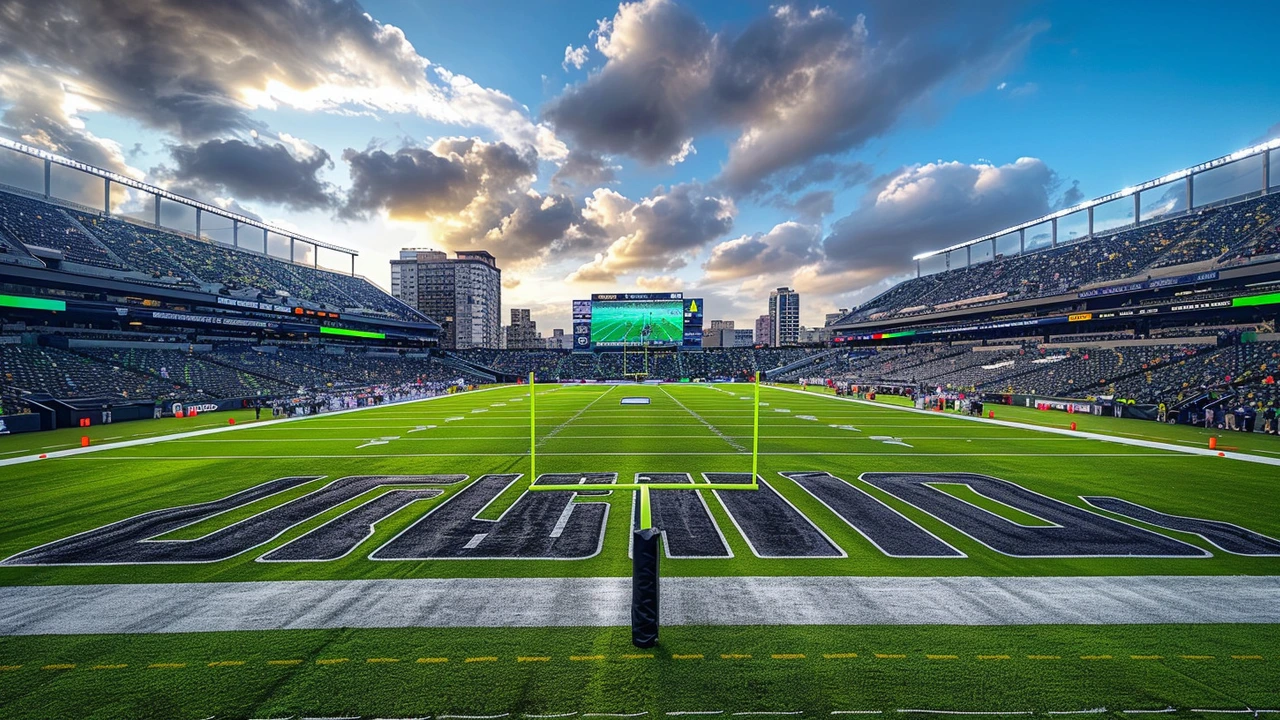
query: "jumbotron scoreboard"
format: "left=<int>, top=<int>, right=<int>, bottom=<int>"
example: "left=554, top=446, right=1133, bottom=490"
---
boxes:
left=573, top=293, right=703, bottom=350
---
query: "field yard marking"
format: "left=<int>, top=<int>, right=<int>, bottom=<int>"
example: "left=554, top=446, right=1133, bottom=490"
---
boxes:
left=732, top=712, right=803, bottom=716
left=537, top=386, right=618, bottom=446
left=148, top=662, right=186, bottom=668
left=466, top=656, right=499, bottom=663
left=1179, top=655, right=1215, bottom=660
left=366, top=657, right=400, bottom=663
left=874, top=654, right=906, bottom=659
left=1119, top=709, right=1176, bottom=714
left=417, top=657, right=449, bottom=663
left=672, top=654, right=704, bottom=660
left=926, top=655, right=957, bottom=660
left=1027, top=655, right=1060, bottom=660
left=830, top=712, right=883, bottom=715
left=621, top=654, right=654, bottom=660
left=1130, top=655, right=1163, bottom=660
left=518, top=656, right=551, bottom=662
left=267, top=659, right=303, bottom=665
left=658, top=385, right=748, bottom=452
left=437, top=714, right=509, bottom=719
left=897, top=712, right=1032, bottom=716
left=1079, top=655, right=1113, bottom=661
left=666, top=712, right=723, bottom=716
left=524, top=714, right=577, bottom=718
left=0, top=386, right=509, bottom=467
left=582, top=713, right=649, bottom=717
left=316, top=657, right=350, bottom=665
left=1045, top=710, right=1108, bottom=716
left=0, top=664, right=20, bottom=670
left=208, top=660, right=245, bottom=667
left=976, top=655, right=1010, bottom=661
left=571, top=655, right=606, bottom=661
left=1231, top=655, right=1264, bottom=660
left=768, top=385, right=1280, bottom=467
left=41, top=663, right=75, bottom=670
left=71, top=452, right=1191, bottom=460
left=92, top=663, right=127, bottom=670
left=721, top=654, right=752, bottom=660
left=771, top=654, right=805, bottom=660
left=823, top=653, right=858, bottom=659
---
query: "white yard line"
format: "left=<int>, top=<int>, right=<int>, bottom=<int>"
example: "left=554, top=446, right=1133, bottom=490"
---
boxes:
left=768, top=386, right=1280, bottom=468
left=66, top=452, right=1189, bottom=460
left=0, top=386, right=509, bottom=468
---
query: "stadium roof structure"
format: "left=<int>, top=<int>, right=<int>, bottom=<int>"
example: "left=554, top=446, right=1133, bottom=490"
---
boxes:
left=912, top=137, right=1280, bottom=263
left=0, top=136, right=357, bottom=260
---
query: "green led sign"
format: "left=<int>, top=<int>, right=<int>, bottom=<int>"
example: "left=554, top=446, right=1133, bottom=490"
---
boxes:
left=320, top=326, right=385, bottom=339
left=0, top=294, right=65, bottom=312
left=1232, top=292, right=1280, bottom=308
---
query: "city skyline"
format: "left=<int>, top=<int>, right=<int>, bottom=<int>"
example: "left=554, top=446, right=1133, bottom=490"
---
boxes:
left=1, top=0, right=1278, bottom=332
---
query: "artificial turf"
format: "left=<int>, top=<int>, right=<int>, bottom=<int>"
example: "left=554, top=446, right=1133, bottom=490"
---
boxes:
left=1, top=383, right=1278, bottom=718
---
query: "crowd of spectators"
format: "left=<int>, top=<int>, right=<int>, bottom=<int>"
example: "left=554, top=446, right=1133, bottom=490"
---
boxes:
left=0, top=191, right=425, bottom=322
left=840, top=193, right=1280, bottom=325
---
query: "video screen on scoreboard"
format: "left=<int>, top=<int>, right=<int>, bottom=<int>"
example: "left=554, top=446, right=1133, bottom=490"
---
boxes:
left=590, top=294, right=685, bottom=347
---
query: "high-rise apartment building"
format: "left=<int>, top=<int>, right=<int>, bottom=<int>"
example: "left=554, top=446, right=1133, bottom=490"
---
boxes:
left=768, top=287, right=800, bottom=346
left=507, top=308, right=540, bottom=349
left=754, top=315, right=773, bottom=347
left=390, top=249, right=501, bottom=349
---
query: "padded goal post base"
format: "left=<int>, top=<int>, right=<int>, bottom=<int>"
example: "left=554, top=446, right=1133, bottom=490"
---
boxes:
left=631, top=527, right=661, bottom=648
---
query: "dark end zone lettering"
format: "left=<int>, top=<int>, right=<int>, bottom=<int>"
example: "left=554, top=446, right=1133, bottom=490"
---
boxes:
left=859, top=473, right=1207, bottom=557
left=370, top=473, right=616, bottom=560
left=704, top=473, right=844, bottom=558
left=1082, top=496, right=1280, bottom=556
left=630, top=474, right=731, bottom=558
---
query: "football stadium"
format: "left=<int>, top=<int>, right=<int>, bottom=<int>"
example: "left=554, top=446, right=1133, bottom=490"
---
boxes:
left=1, top=1, right=1280, bottom=718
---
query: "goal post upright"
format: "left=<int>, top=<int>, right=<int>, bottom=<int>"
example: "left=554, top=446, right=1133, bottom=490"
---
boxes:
left=529, top=371, right=535, bottom=484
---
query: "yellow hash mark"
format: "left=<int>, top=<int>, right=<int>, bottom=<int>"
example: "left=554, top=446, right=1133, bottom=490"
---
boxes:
left=316, top=658, right=350, bottom=665
left=1130, top=655, right=1163, bottom=660
left=92, top=664, right=127, bottom=670
left=465, top=657, right=499, bottom=663
left=267, top=659, right=302, bottom=666
left=672, top=654, right=704, bottom=660
left=823, top=653, right=857, bottom=659
left=1080, top=655, right=1113, bottom=661
left=208, top=661, right=245, bottom=667
left=1232, top=655, right=1264, bottom=660
left=417, top=657, right=449, bottom=664
left=570, top=655, right=606, bottom=661
left=1027, top=655, right=1060, bottom=660
left=926, top=655, right=957, bottom=661
left=0, top=665, right=22, bottom=671
left=518, top=656, right=551, bottom=663
left=1180, top=655, right=1214, bottom=660
left=977, top=655, right=1010, bottom=661
left=874, top=654, right=906, bottom=659
left=148, top=663, right=186, bottom=669
left=721, top=654, right=752, bottom=660
left=771, top=654, right=805, bottom=660
left=622, top=654, right=654, bottom=660
left=41, top=663, right=75, bottom=670
left=366, top=658, right=400, bottom=663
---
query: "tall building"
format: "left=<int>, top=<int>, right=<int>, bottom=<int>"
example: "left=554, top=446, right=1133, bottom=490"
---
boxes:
left=507, top=308, right=540, bottom=349
left=768, top=287, right=800, bottom=346
left=754, top=315, right=773, bottom=347
left=390, top=249, right=501, bottom=349
left=546, top=328, right=568, bottom=350
left=732, top=329, right=754, bottom=347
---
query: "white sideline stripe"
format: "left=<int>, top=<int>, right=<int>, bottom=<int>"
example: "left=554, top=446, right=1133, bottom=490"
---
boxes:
left=162, top=436, right=1091, bottom=442
left=0, top=386, right=509, bottom=467
left=3, top=575, right=1278, bottom=635
left=768, top=386, right=1280, bottom=467
left=66, top=452, right=1189, bottom=460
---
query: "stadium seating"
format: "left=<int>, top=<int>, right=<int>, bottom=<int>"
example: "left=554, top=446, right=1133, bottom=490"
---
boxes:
left=77, top=347, right=295, bottom=399
left=0, top=344, right=180, bottom=406
left=0, top=190, right=426, bottom=322
left=841, top=193, right=1280, bottom=324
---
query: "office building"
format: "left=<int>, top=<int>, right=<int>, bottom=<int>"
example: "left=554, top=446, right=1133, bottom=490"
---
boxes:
left=390, top=249, right=501, bottom=349
left=768, top=287, right=800, bottom=346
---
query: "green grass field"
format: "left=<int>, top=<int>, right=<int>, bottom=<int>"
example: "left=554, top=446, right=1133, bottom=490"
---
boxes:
left=1, top=382, right=1278, bottom=718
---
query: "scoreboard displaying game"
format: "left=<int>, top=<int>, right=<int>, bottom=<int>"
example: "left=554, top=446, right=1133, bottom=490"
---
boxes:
left=573, top=293, right=703, bottom=350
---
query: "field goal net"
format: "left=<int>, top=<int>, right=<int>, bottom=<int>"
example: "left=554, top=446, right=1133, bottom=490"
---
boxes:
left=525, top=373, right=760, bottom=647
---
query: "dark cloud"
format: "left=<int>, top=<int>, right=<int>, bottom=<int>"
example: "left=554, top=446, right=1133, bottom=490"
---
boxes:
left=821, top=157, right=1056, bottom=278
left=568, top=182, right=735, bottom=282
left=544, top=0, right=1043, bottom=194
left=780, top=190, right=835, bottom=223
left=780, top=160, right=873, bottom=195
left=550, top=148, right=620, bottom=193
left=1056, top=179, right=1085, bottom=210
left=167, top=138, right=337, bottom=211
left=703, top=222, right=821, bottom=282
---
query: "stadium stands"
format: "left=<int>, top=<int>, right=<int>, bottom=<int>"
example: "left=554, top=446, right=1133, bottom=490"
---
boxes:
left=0, top=190, right=427, bottom=322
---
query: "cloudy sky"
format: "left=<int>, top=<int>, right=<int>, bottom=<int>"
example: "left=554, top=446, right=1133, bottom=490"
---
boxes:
left=1, top=0, right=1278, bottom=332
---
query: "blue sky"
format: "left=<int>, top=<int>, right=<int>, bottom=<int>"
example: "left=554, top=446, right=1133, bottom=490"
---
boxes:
left=0, top=0, right=1277, bottom=333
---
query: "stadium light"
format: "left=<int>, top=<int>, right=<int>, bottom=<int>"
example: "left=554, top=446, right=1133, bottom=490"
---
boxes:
left=912, top=138, right=1279, bottom=261
left=0, top=136, right=358, bottom=258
